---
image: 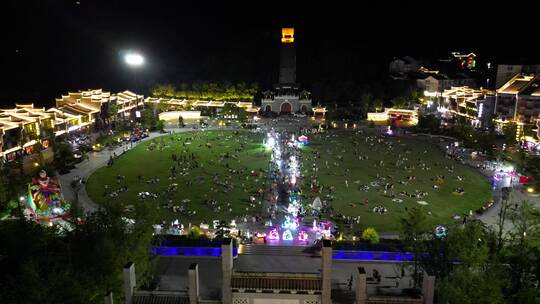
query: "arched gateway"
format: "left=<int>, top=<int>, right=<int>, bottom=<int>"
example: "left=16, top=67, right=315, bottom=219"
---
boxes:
left=280, top=102, right=292, bottom=114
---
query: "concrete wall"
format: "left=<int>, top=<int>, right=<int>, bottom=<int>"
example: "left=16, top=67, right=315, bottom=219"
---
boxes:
left=222, top=239, right=234, bottom=304
left=321, top=241, right=332, bottom=304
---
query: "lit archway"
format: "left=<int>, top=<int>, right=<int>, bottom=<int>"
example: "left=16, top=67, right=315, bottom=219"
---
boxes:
left=265, top=105, right=272, bottom=112
left=280, top=102, right=292, bottom=114
left=300, top=105, right=308, bottom=113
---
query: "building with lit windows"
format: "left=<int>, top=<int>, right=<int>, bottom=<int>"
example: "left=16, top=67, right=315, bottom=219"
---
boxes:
left=440, top=86, right=495, bottom=128
left=416, top=73, right=476, bottom=96
left=1, top=89, right=144, bottom=164
left=55, top=89, right=144, bottom=130
left=0, top=104, right=82, bottom=163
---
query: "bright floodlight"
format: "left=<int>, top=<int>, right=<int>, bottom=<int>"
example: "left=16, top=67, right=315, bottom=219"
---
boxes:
left=125, top=53, right=144, bottom=66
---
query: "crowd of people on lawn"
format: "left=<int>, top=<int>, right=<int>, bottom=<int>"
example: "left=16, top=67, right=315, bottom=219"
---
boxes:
left=99, top=125, right=478, bottom=240
left=100, top=131, right=270, bottom=229
left=301, top=127, right=471, bottom=228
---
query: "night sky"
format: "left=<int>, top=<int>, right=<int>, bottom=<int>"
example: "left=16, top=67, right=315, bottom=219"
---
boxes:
left=3, top=1, right=536, bottom=107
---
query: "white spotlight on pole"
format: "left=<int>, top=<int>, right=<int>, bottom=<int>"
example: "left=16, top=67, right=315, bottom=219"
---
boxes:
left=125, top=53, right=144, bottom=67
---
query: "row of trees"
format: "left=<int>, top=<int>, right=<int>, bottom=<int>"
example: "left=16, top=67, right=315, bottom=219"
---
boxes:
left=324, top=88, right=423, bottom=121
left=151, top=82, right=259, bottom=101
left=417, top=114, right=501, bottom=159
left=401, top=202, right=540, bottom=303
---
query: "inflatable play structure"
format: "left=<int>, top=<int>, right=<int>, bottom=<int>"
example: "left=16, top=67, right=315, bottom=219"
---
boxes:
left=26, top=170, right=70, bottom=223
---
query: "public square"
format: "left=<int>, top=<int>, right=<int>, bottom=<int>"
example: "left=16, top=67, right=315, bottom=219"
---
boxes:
left=83, top=120, right=493, bottom=239
left=3, top=5, right=540, bottom=303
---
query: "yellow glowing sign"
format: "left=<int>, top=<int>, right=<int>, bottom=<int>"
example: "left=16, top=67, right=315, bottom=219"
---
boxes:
left=281, top=28, right=294, bottom=43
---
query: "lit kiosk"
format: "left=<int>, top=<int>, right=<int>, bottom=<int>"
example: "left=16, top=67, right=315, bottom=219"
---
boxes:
left=262, top=28, right=312, bottom=114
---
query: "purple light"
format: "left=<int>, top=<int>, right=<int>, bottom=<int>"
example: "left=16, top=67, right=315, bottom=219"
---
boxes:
left=268, top=228, right=279, bottom=240
left=151, top=246, right=238, bottom=257
left=333, top=250, right=414, bottom=261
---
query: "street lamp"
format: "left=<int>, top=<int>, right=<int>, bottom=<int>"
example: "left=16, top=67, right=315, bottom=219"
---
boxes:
left=124, top=53, right=144, bottom=67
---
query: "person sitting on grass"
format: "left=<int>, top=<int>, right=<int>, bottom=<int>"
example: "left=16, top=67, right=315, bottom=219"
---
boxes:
left=453, top=187, right=465, bottom=195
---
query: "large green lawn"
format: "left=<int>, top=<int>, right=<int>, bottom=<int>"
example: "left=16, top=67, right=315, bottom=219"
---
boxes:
left=87, top=128, right=492, bottom=233
left=86, top=130, right=269, bottom=224
left=301, top=129, right=492, bottom=232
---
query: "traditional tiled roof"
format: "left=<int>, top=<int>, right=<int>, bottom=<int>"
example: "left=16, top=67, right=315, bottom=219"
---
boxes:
left=56, top=89, right=112, bottom=106
left=59, top=103, right=98, bottom=115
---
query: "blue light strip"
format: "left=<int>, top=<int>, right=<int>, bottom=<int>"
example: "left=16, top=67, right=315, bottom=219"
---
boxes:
left=151, top=246, right=412, bottom=261
left=151, top=246, right=238, bottom=257
left=332, top=250, right=414, bottom=261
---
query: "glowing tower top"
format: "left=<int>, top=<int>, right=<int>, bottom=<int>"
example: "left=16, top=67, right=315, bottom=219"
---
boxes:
left=279, top=28, right=296, bottom=84
left=281, top=28, right=295, bottom=43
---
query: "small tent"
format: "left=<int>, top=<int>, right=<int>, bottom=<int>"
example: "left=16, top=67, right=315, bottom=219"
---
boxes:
left=312, top=196, right=322, bottom=211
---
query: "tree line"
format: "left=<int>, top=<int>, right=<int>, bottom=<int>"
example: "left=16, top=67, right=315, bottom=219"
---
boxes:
left=151, top=82, right=259, bottom=102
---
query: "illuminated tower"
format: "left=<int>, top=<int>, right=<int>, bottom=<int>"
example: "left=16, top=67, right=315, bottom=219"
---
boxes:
left=279, top=28, right=296, bottom=84
left=261, top=27, right=312, bottom=114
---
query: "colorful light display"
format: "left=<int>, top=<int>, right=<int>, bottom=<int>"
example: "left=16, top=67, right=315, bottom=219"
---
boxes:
left=298, top=231, right=308, bottom=242
left=268, top=228, right=279, bottom=240
left=26, top=169, right=70, bottom=222
left=282, top=216, right=298, bottom=230
left=282, top=229, right=293, bottom=240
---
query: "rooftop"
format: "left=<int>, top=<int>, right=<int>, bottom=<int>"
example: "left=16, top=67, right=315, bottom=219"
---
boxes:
left=498, top=74, right=537, bottom=95
left=519, top=75, right=540, bottom=96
